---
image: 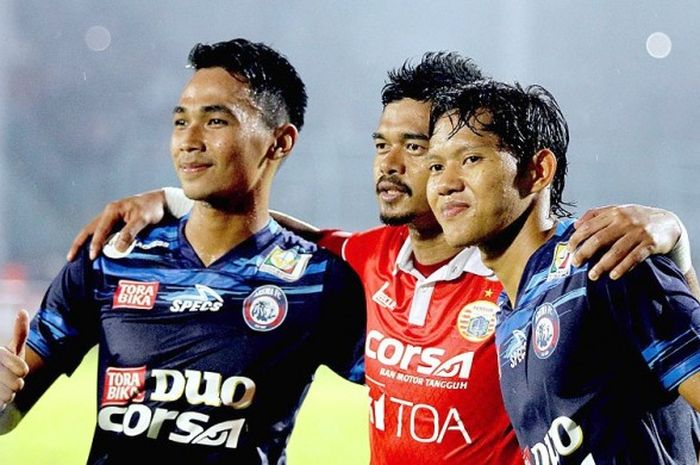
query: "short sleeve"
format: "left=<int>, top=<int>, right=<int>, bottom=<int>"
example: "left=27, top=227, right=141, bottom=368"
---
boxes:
left=591, top=255, right=700, bottom=392
left=318, top=229, right=351, bottom=258
left=315, top=256, right=367, bottom=384
left=27, top=244, right=100, bottom=375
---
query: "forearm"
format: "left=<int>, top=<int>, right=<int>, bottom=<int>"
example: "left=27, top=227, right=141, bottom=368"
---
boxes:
left=270, top=210, right=322, bottom=242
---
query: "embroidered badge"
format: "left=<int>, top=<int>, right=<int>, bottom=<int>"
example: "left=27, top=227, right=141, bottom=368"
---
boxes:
left=547, top=242, right=573, bottom=281
left=243, top=285, right=288, bottom=332
left=259, top=246, right=312, bottom=282
left=457, top=300, right=499, bottom=342
left=532, top=303, right=560, bottom=359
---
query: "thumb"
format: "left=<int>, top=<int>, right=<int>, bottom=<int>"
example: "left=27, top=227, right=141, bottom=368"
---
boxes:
left=9, top=309, right=30, bottom=358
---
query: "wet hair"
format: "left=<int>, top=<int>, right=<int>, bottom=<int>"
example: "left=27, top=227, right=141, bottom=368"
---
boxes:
left=430, top=80, right=573, bottom=217
left=188, top=38, right=307, bottom=130
left=381, top=51, right=485, bottom=106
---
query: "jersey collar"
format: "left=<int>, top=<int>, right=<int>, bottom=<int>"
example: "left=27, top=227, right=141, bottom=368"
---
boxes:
left=393, top=235, right=495, bottom=282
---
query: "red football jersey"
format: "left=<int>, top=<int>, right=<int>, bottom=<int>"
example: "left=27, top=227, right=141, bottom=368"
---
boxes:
left=320, top=225, right=522, bottom=465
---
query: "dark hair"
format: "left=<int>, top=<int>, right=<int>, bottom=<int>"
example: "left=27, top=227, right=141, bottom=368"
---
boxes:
left=381, top=52, right=485, bottom=106
left=188, top=38, right=307, bottom=130
left=430, top=80, right=573, bottom=217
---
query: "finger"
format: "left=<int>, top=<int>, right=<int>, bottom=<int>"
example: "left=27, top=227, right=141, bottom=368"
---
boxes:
left=569, top=211, right=615, bottom=257
left=67, top=222, right=96, bottom=262
left=90, top=212, right=124, bottom=260
left=573, top=205, right=613, bottom=228
left=607, top=244, right=653, bottom=281
left=114, top=218, right=149, bottom=252
left=0, top=384, right=16, bottom=404
left=0, top=348, right=29, bottom=378
left=570, top=218, right=616, bottom=267
left=10, top=310, right=29, bottom=358
left=586, top=235, right=637, bottom=281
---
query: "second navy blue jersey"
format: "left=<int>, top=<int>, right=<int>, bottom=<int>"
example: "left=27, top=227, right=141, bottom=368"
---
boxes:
left=27, top=218, right=366, bottom=465
left=496, top=219, right=700, bottom=465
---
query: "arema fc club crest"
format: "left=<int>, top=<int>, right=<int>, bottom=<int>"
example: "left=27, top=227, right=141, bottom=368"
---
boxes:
left=532, top=303, right=560, bottom=359
left=457, top=300, right=499, bottom=342
left=243, top=285, right=288, bottom=332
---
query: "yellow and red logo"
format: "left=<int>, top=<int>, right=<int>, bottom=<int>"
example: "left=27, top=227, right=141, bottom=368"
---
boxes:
left=457, top=300, right=499, bottom=342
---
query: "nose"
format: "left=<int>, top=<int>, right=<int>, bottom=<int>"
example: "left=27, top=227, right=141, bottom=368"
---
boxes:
left=436, top=163, right=465, bottom=196
left=378, top=146, right=406, bottom=175
left=176, top=124, right=205, bottom=153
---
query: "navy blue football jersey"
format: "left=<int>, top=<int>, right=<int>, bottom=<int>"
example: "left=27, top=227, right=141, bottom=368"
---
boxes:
left=27, top=218, right=366, bottom=464
left=496, top=219, right=700, bottom=465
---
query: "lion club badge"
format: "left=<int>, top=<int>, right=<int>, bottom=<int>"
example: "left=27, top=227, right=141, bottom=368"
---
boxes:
left=243, top=285, right=288, bottom=332
left=457, top=300, right=499, bottom=342
left=532, top=303, right=560, bottom=359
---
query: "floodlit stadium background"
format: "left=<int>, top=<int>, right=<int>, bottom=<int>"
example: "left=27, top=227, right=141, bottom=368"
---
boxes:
left=0, top=1, right=698, bottom=463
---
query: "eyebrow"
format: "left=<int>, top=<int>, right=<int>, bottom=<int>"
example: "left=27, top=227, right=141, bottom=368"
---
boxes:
left=172, top=105, right=236, bottom=117
left=372, top=132, right=429, bottom=141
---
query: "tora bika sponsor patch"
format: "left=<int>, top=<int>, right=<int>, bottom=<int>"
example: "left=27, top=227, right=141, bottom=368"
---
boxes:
left=112, top=280, right=159, bottom=310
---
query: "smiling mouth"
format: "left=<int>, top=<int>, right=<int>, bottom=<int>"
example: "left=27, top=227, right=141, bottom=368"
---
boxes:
left=376, top=179, right=411, bottom=203
left=179, top=162, right=212, bottom=174
left=440, top=201, right=470, bottom=218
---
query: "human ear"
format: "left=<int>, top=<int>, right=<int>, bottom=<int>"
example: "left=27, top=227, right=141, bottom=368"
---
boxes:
left=268, top=123, right=299, bottom=161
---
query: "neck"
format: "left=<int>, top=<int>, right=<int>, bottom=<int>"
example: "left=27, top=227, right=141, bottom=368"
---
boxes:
left=408, top=222, right=462, bottom=265
left=185, top=195, right=270, bottom=267
left=479, top=201, right=555, bottom=306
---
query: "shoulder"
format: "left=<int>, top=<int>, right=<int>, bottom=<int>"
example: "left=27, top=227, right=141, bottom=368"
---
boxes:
left=101, top=217, right=180, bottom=260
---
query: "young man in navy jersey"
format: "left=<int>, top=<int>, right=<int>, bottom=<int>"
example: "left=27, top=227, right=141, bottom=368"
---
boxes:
left=426, top=80, right=700, bottom=464
left=0, top=38, right=366, bottom=464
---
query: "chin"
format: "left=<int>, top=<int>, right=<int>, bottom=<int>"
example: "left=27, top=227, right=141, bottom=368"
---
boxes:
left=442, top=228, right=475, bottom=248
left=379, top=210, right=415, bottom=226
left=180, top=185, right=210, bottom=201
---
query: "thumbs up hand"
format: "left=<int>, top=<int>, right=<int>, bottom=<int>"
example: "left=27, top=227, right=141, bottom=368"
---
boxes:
left=0, top=310, right=30, bottom=410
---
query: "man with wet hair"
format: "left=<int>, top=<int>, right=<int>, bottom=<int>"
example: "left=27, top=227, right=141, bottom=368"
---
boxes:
left=0, top=38, right=366, bottom=465
left=426, top=80, right=700, bottom=464
left=66, top=52, right=692, bottom=464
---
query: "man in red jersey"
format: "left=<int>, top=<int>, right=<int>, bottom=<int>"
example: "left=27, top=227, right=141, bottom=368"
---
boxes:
left=68, top=53, right=692, bottom=464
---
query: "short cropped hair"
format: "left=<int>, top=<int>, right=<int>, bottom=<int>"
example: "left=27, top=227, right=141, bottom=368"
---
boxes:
left=188, top=38, right=307, bottom=130
left=381, top=52, right=485, bottom=106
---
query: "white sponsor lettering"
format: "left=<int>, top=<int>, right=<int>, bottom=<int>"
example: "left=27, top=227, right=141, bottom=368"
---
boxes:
left=528, top=416, right=594, bottom=465
left=98, top=368, right=255, bottom=450
left=98, top=405, right=245, bottom=449
left=369, top=394, right=472, bottom=445
left=365, top=329, right=474, bottom=380
left=151, top=369, right=255, bottom=409
left=169, top=284, right=224, bottom=313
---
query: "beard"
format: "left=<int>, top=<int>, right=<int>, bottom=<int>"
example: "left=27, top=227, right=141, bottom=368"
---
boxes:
left=379, top=211, right=416, bottom=226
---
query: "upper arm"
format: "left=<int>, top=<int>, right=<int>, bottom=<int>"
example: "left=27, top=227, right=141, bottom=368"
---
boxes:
left=27, top=245, right=100, bottom=377
left=598, top=256, right=700, bottom=394
left=317, top=257, right=367, bottom=384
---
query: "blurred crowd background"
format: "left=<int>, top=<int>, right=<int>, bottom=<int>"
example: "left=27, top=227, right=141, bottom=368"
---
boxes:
left=0, top=1, right=698, bottom=339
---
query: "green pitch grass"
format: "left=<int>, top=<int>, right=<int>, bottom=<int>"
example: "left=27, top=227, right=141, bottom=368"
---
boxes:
left=0, top=349, right=369, bottom=464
